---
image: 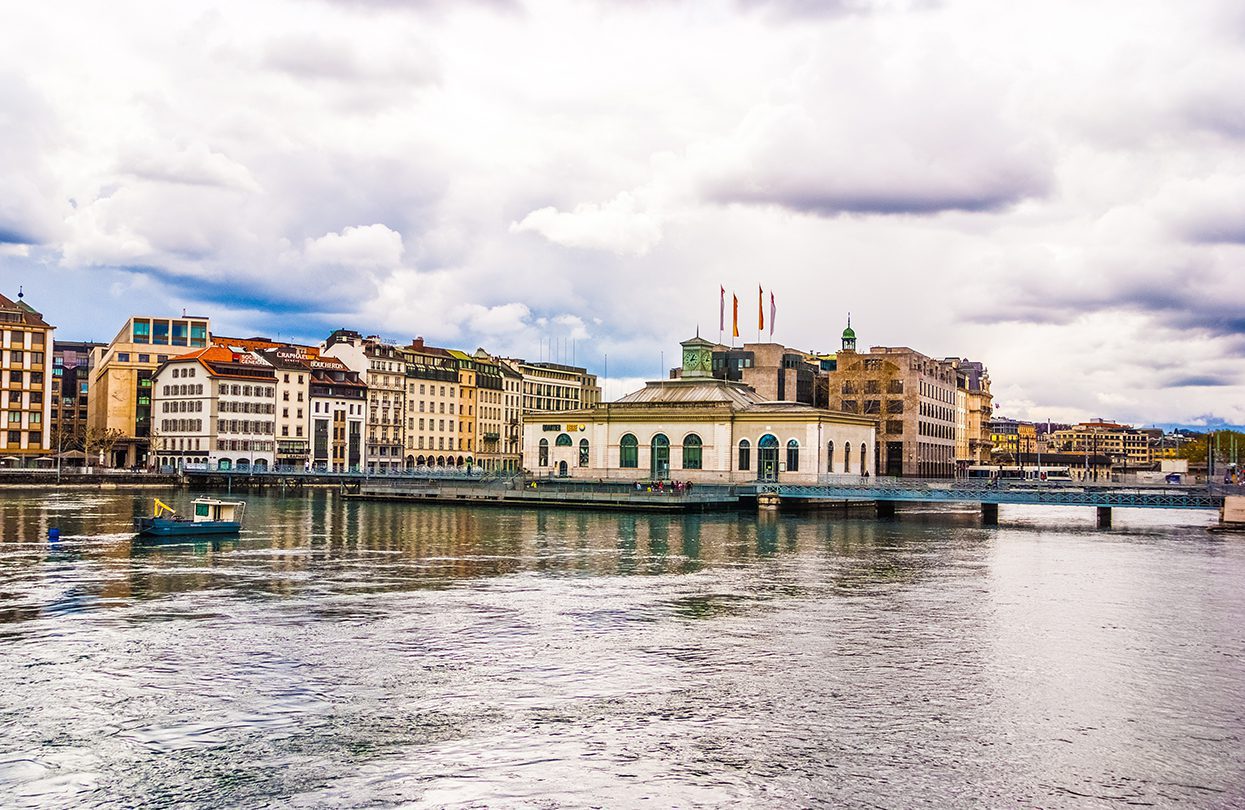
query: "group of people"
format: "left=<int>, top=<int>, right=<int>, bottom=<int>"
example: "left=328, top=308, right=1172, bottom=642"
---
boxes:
left=634, top=480, right=695, bottom=495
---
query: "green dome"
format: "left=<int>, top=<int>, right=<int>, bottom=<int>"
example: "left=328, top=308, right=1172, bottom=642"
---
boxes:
left=841, top=326, right=856, bottom=340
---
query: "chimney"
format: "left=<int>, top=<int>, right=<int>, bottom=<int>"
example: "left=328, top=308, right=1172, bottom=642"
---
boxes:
left=411, top=336, right=424, bottom=350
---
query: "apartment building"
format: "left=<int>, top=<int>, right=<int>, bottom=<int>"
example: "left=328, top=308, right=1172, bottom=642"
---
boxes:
left=150, top=346, right=277, bottom=471
left=0, top=291, right=54, bottom=464
left=322, top=330, right=406, bottom=473
left=510, top=359, right=601, bottom=413
left=309, top=357, right=365, bottom=472
left=1051, top=419, right=1153, bottom=467
left=401, top=337, right=463, bottom=465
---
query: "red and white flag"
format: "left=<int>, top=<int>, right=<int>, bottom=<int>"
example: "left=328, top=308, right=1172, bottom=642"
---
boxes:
left=769, top=291, right=775, bottom=337
left=719, top=285, right=725, bottom=333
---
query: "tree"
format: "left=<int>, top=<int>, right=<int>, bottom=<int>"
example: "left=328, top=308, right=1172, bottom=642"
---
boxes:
left=85, top=426, right=124, bottom=467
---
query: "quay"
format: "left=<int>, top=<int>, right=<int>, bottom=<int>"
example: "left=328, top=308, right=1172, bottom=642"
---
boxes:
left=173, top=468, right=1236, bottom=527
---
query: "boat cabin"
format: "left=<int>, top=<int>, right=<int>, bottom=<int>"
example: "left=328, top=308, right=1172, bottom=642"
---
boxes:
left=192, top=498, right=245, bottom=524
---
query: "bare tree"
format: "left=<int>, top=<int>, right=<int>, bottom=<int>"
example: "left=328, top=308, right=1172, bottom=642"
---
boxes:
left=85, top=426, right=124, bottom=468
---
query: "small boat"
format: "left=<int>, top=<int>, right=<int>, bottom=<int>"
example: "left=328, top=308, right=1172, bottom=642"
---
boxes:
left=134, top=497, right=246, bottom=537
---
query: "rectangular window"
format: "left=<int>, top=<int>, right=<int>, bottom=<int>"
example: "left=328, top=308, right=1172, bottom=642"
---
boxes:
left=190, top=322, right=207, bottom=347
left=132, top=319, right=151, bottom=344
left=116, top=352, right=130, bottom=363
left=171, top=321, right=188, bottom=346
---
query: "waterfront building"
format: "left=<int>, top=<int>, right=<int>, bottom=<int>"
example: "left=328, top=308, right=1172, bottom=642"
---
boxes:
left=251, top=345, right=316, bottom=469
left=447, top=350, right=479, bottom=462
left=50, top=340, right=104, bottom=464
left=0, top=291, right=54, bottom=465
left=500, top=360, right=523, bottom=470
left=400, top=337, right=463, bottom=466
left=989, top=418, right=1038, bottom=462
left=825, top=322, right=957, bottom=477
left=150, top=346, right=277, bottom=471
left=1050, top=419, right=1153, bottom=468
left=87, top=314, right=210, bottom=467
left=523, top=336, right=877, bottom=483
left=509, top=359, right=601, bottom=414
left=946, top=358, right=993, bottom=465
left=465, top=350, right=509, bottom=471
left=322, top=330, right=406, bottom=473
left=309, top=356, right=366, bottom=472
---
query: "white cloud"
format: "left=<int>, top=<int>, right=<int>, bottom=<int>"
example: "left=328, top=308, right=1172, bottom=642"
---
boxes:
left=304, top=224, right=405, bottom=268
left=511, top=192, right=664, bottom=256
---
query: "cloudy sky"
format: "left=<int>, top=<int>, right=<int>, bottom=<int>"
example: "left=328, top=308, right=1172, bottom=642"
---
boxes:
left=2, top=0, right=1244, bottom=426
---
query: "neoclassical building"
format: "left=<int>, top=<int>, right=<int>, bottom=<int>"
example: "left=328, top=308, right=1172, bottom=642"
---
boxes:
left=522, top=337, right=877, bottom=484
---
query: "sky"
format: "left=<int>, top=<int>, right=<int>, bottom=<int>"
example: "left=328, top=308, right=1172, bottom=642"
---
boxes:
left=2, top=0, right=1244, bottom=426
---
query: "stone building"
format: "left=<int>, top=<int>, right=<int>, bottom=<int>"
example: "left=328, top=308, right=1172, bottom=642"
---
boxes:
left=946, top=357, right=993, bottom=466
left=509, top=359, right=601, bottom=413
left=251, top=346, right=316, bottom=469
left=0, top=291, right=54, bottom=465
left=825, top=321, right=958, bottom=477
left=1050, top=419, right=1153, bottom=468
left=400, top=337, right=463, bottom=466
left=322, top=330, right=407, bottom=473
left=523, top=336, right=876, bottom=483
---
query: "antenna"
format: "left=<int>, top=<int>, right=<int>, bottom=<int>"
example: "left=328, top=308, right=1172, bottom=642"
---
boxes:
left=17, top=286, right=23, bottom=300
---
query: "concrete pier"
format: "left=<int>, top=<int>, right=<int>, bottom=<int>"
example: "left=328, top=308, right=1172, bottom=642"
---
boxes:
left=981, top=502, right=999, bottom=525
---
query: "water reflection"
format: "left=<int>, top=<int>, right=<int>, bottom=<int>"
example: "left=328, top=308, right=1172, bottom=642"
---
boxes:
left=0, top=490, right=1241, bottom=808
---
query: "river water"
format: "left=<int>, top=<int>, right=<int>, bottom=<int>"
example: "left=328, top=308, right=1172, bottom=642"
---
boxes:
left=0, top=490, right=1242, bottom=808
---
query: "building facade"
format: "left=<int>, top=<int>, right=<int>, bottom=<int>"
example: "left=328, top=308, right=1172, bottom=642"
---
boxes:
left=151, top=346, right=277, bottom=471
left=322, top=330, right=407, bottom=472
left=0, top=292, right=54, bottom=464
left=1050, top=420, right=1153, bottom=468
left=50, top=340, right=102, bottom=463
left=511, top=359, right=601, bottom=414
left=309, top=357, right=366, bottom=472
left=524, top=337, right=877, bottom=484
left=401, top=337, right=463, bottom=466
left=826, top=324, right=958, bottom=478
left=88, top=314, right=210, bottom=467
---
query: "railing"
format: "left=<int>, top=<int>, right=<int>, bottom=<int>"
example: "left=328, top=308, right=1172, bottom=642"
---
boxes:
left=760, top=476, right=1230, bottom=510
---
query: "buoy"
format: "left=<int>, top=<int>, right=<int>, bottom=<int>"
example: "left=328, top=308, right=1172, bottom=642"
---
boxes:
left=48, top=528, right=60, bottom=542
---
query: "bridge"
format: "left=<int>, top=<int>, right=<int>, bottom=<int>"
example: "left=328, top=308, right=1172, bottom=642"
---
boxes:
left=757, top=478, right=1230, bottom=527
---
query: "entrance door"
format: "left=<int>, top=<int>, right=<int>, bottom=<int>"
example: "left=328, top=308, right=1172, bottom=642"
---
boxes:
left=758, top=434, right=779, bottom=482
left=885, top=441, right=904, bottom=477
left=558, top=460, right=568, bottom=477
left=650, top=434, right=670, bottom=480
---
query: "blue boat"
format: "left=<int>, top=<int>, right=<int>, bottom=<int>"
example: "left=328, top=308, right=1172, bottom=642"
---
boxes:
left=134, top=497, right=247, bottom=537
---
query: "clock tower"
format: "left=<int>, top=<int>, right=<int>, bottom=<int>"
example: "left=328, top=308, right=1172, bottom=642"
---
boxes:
left=680, top=336, right=716, bottom=379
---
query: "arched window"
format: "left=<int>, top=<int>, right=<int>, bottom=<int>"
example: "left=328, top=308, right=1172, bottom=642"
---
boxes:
left=738, top=439, right=751, bottom=471
left=620, top=434, right=638, bottom=468
left=538, top=438, right=549, bottom=467
left=786, top=439, right=800, bottom=472
left=579, top=438, right=589, bottom=467
left=844, top=442, right=851, bottom=473
left=860, top=442, right=868, bottom=475
left=682, top=434, right=702, bottom=470
left=827, top=441, right=835, bottom=472
left=555, top=433, right=572, bottom=447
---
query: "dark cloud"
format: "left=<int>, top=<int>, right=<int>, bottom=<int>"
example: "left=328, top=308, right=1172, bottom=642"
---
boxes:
left=715, top=182, right=1038, bottom=216
left=737, top=0, right=940, bottom=20
left=1166, top=374, right=1237, bottom=388
left=0, top=226, right=37, bottom=246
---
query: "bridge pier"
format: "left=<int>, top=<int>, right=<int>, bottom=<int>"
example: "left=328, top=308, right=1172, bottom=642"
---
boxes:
left=981, top=502, right=998, bottom=526
left=1097, top=507, right=1112, bottom=529
left=757, top=492, right=782, bottom=512
left=876, top=500, right=896, bottom=518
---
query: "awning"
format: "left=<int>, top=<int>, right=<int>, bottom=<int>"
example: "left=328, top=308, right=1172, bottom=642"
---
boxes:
left=56, top=450, right=88, bottom=459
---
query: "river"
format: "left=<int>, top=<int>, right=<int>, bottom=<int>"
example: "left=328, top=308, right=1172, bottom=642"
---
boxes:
left=1, top=490, right=1242, bottom=808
